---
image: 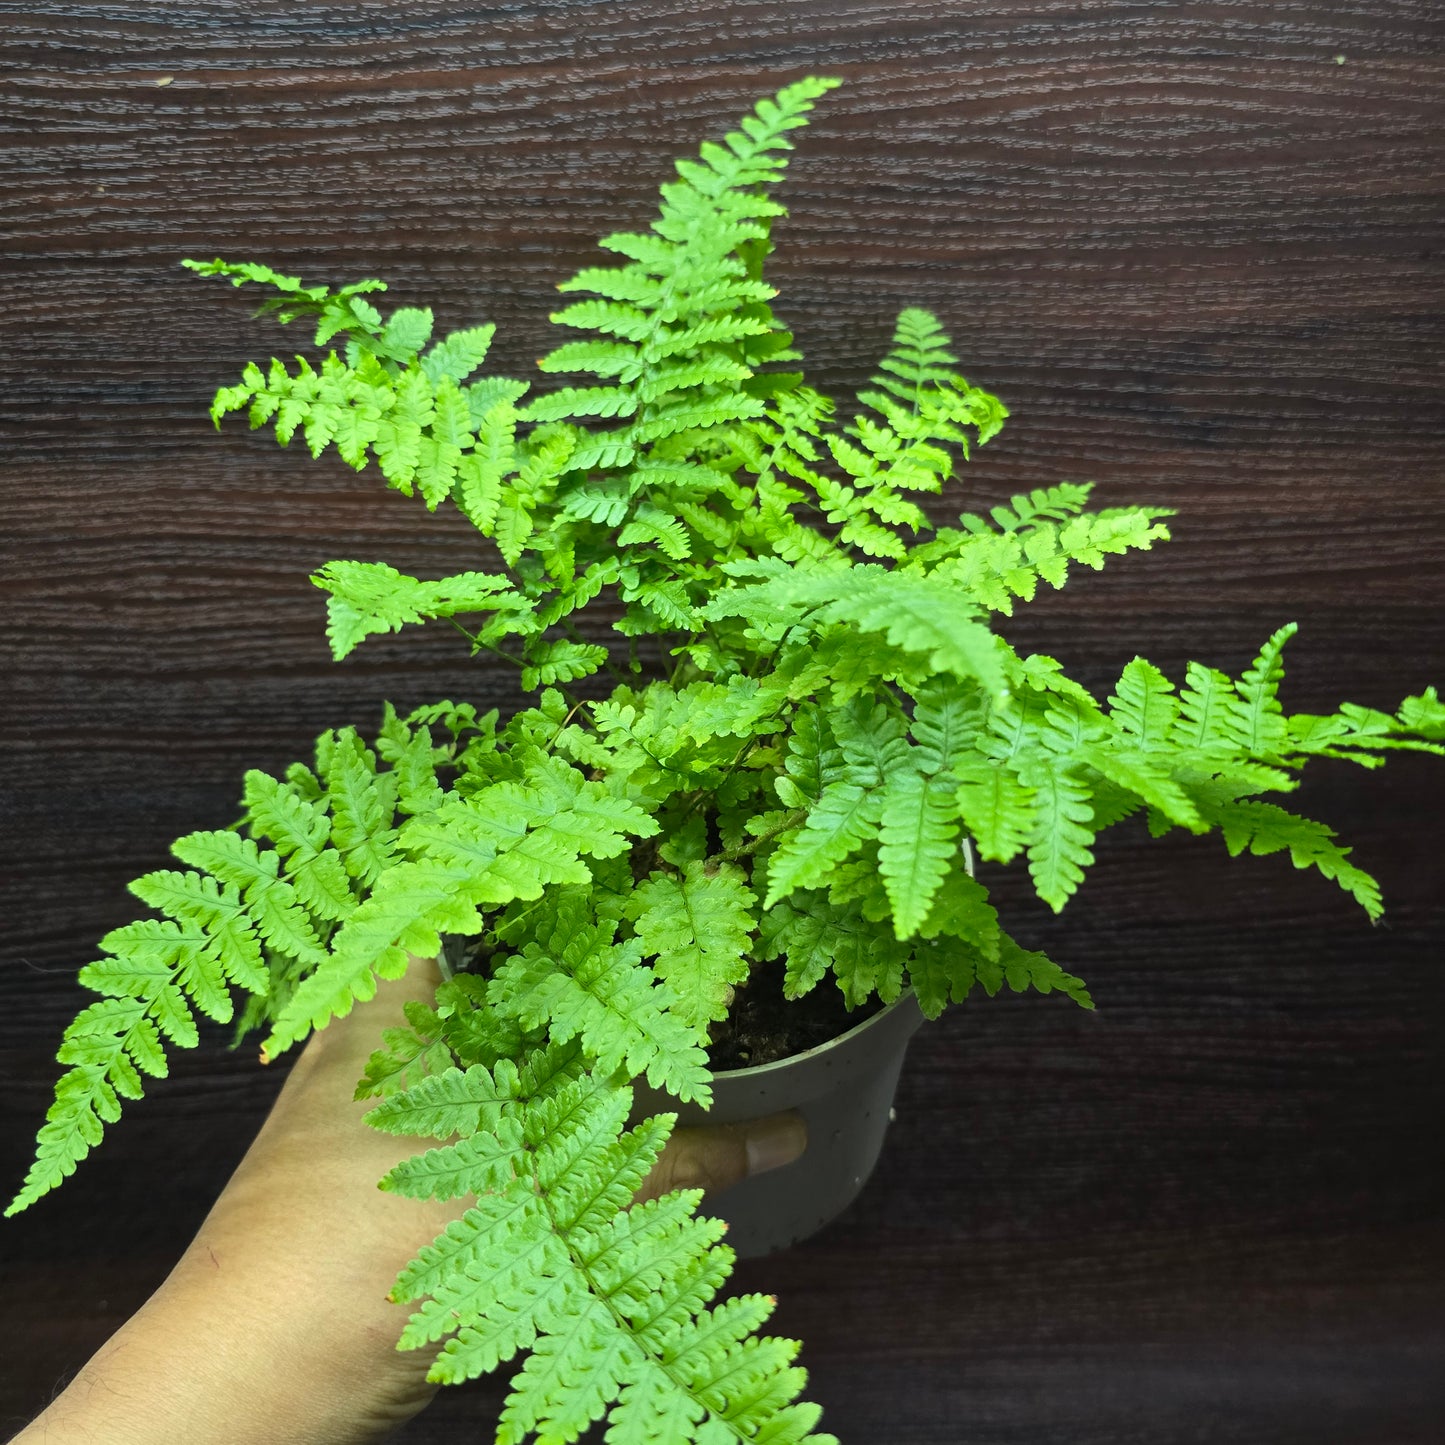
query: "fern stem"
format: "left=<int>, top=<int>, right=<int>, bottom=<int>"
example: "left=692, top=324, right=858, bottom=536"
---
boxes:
left=444, top=617, right=528, bottom=671
left=711, top=808, right=807, bottom=864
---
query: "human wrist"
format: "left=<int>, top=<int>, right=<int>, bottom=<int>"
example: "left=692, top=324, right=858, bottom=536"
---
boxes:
left=9, top=1277, right=329, bottom=1445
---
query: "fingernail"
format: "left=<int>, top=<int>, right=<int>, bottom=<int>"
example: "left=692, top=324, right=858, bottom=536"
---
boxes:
left=745, top=1113, right=807, bottom=1176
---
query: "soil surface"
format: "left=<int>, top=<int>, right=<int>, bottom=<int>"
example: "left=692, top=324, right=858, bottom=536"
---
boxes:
left=703, top=956, right=883, bottom=1072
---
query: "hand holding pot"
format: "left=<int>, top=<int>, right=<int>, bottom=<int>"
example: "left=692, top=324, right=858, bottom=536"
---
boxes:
left=11, top=955, right=806, bottom=1445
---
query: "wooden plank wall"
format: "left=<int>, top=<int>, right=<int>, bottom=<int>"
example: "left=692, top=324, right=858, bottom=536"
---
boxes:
left=3, top=4, right=1442, bottom=1440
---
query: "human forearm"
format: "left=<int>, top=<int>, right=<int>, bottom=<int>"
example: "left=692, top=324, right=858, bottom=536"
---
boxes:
left=11, top=1274, right=347, bottom=1445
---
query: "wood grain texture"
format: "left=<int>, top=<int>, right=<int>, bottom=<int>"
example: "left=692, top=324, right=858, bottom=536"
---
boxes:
left=2, top=3, right=1442, bottom=1440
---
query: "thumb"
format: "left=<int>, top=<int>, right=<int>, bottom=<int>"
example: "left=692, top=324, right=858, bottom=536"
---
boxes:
left=637, top=1111, right=807, bottom=1204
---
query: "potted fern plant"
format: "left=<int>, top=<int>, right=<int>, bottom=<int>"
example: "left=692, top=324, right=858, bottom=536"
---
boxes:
left=10, top=76, right=1443, bottom=1443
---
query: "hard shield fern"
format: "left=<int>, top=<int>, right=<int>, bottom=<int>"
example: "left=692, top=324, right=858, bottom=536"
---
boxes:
left=12, top=76, right=1445, bottom=1445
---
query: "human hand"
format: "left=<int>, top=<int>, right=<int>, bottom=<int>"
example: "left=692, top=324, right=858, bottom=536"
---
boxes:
left=13, top=957, right=807, bottom=1445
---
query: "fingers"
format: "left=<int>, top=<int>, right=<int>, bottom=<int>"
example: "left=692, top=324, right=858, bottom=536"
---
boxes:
left=636, top=1111, right=807, bottom=1203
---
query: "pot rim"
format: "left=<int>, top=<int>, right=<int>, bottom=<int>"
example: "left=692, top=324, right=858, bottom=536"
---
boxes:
left=710, top=987, right=919, bottom=1082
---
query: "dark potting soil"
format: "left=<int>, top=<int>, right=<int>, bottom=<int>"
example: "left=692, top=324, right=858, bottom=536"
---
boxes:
left=704, top=955, right=883, bottom=1072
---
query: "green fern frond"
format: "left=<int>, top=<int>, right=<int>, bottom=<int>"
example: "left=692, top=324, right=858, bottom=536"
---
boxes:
left=952, top=758, right=1038, bottom=865
left=704, top=561, right=1014, bottom=698
left=908, top=679, right=986, bottom=772
left=353, top=1002, right=458, bottom=1101
left=520, top=639, right=611, bottom=692
left=312, top=560, right=523, bottom=661
left=458, top=399, right=518, bottom=532
left=1234, top=622, right=1297, bottom=755
left=241, top=769, right=358, bottom=921
left=763, top=777, right=878, bottom=909
left=876, top=767, right=961, bottom=939
left=323, top=729, right=401, bottom=885
left=1107, top=658, right=1182, bottom=749
left=491, top=891, right=711, bottom=1104
left=858, top=308, right=1008, bottom=450
left=1176, top=662, right=1249, bottom=753
left=626, top=860, right=757, bottom=1032
left=0, top=802, right=362, bottom=1211
left=384, top=1071, right=833, bottom=1442
left=168, top=830, right=329, bottom=966
left=537, top=77, right=840, bottom=476
left=180, top=257, right=389, bottom=347
left=617, top=503, right=693, bottom=561
left=958, top=482, right=1096, bottom=535
left=1398, top=686, right=1445, bottom=738
left=201, top=308, right=531, bottom=535
left=1080, top=745, right=1205, bottom=834
left=868, top=307, right=958, bottom=401
left=996, top=936, right=1094, bottom=1008
left=1018, top=757, right=1098, bottom=912
left=422, top=323, right=497, bottom=384
left=264, top=758, right=659, bottom=1057
left=366, top=1060, right=523, bottom=1141
left=934, top=508, right=1172, bottom=615
left=907, top=930, right=1092, bottom=1017
left=1197, top=797, right=1384, bottom=919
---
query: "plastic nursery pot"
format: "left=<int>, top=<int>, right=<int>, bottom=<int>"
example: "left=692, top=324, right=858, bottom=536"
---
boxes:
left=637, top=990, right=927, bottom=1260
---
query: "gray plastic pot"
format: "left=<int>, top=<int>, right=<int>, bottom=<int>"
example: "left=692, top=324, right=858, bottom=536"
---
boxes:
left=638, top=990, right=927, bottom=1259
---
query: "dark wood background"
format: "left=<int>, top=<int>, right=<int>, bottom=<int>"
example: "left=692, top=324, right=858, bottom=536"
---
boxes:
left=3, top=4, right=1442, bottom=1441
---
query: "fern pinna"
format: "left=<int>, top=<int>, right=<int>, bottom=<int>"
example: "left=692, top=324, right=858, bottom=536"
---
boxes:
left=12, top=76, right=1445, bottom=1444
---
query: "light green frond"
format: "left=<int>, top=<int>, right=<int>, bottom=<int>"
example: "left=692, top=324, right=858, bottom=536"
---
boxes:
left=909, top=930, right=1091, bottom=1016
left=353, top=1005, right=457, bottom=1101
left=492, top=904, right=711, bottom=1105
left=1198, top=797, right=1383, bottom=919
left=876, top=767, right=961, bottom=939
left=324, top=728, right=400, bottom=885
left=520, top=639, right=611, bottom=692
left=762, top=779, right=878, bottom=907
left=264, top=857, right=484, bottom=1057
left=1080, top=746, right=1205, bottom=834
left=770, top=704, right=828, bottom=809
left=169, top=830, right=328, bottom=965
left=0, top=806, right=321, bottom=1210
left=1018, top=757, right=1097, bottom=912
left=421, top=323, right=497, bottom=384
left=756, top=891, right=901, bottom=1007
left=958, top=482, right=1095, bottom=535
left=704, top=561, right=1012, bottom=697
left=363, top=1060, right=520, bottom=1139
left=953, top=758, right=1038, bottom=864
left=379, top=1116, right=529, bottom=1200
left=1234, top=622, right=1297, bottom=755
left=124, top=869, right=267, bottom=1001
left=618, top=504, right=693, bottom=560
left=997, top=936, right=1093, bottom=1008
left=181, top=257, right=388, bottom=347
left=521, top=385, right=638, bottom=423
left=870, top=307, right=958, bottom=399
left=1176, top=662, right=1248, bottom=753
left=936, top=509, right=1171, bottom=614
left=312, top=560, right=522, bottom=661
left=1398, top=686, right=1445, bottom=738
left=380, top=1049, right=833, bottom=1441
left=908, top=678, right=985, bottom=773
left=1107, top=658, right=1181, bottom=750
left=627, top=860, right=757, bottom=1031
